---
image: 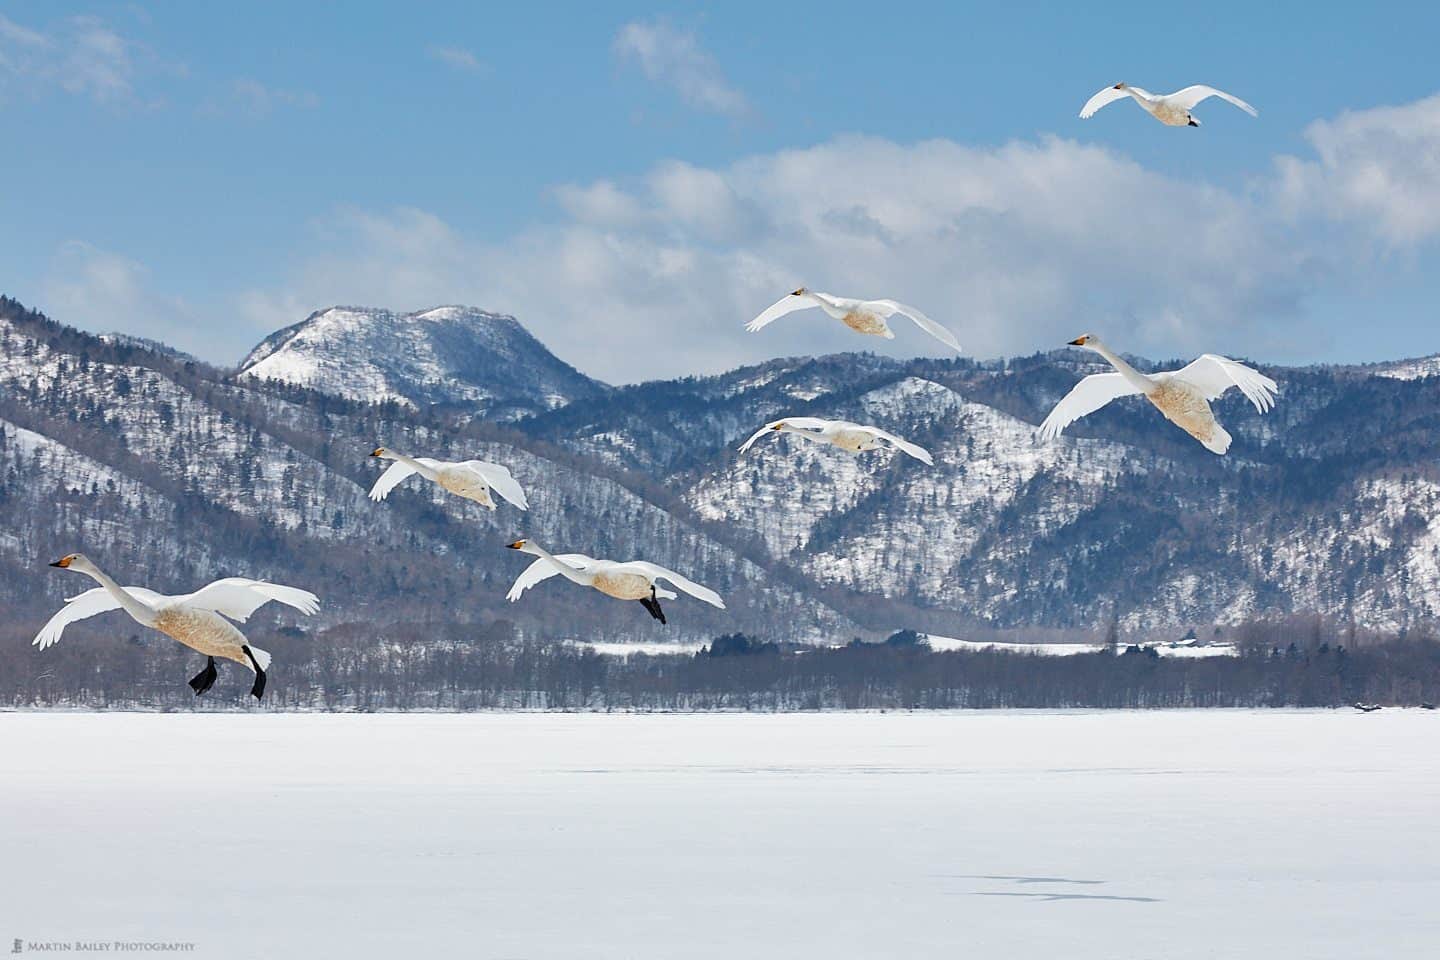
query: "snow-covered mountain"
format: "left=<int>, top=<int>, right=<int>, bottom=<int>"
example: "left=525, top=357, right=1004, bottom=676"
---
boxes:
left=5, top=293, right=1440, bottom=644
left=238, top=305, right=606, bottom=419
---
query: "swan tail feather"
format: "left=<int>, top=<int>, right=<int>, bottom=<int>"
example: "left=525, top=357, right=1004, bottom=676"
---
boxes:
left=1203, top=424, right=1232, bottom=455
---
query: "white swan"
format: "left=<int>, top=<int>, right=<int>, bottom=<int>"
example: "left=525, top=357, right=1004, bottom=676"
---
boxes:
left=369, top=447, right=528, bottom=511
left=738, top=417, right=934, bottom=465
left=1080, top=83, right=1258, bottom=126
left=504, top=539, right=725, bottom=624
left=1038, top=334, right=1278, bottom=455
left=746, top=289, right=961, bottom=352
left=37, top=554, right=320, bottom=699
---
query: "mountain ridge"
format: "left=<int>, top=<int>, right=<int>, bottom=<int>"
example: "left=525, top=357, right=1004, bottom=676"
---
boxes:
left=4, top=293, right=1440, bottom=645
left=237, top=304, right=608, bottom=420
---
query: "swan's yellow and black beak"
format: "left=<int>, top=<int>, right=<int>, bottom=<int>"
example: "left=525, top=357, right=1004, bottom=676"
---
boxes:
left=771, top=422, right=784, bottom=431
left=1113, top=82, right=1124, bottom=90
left=790, top=288, right=805, bottom=297
left=1068, top=336, right=1090, bottom=346
left=506, top=540, right=527, bottom=550
left=50, top=556, right=73, bottom=568
left=370, top=447, right=385, bottom=458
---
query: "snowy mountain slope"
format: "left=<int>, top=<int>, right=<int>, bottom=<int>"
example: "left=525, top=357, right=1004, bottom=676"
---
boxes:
left=518, top=344, right=1440, bottom=633
left=1369, top=355, right=1440, bottom=382
left=0, top=298, right=854, bottom=644
left=238, top=305, right=607, bottom=419
left=6, top=293, right=1440, bottom=641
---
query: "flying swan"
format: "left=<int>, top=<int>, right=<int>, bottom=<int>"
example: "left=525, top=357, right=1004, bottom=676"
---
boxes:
left=745, top=289, right=961, bottom=352
left=369, top=447, right=528, bottom=510
left=37, top=554, right=320, bottom=699
left=738, top=417, right=934, bottom=465
left=1037, top=334, right=1278, bottom=455
left=504, top=540, right=725, bottom=624
left=1080, top=83, right=1258, bottom=126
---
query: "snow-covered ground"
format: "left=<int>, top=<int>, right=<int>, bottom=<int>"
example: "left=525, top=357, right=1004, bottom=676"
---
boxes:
left=566, top=639, right=706, bottom=657
left=2, top=711, right=1435, bottom=959
left=923, top=634, right=1240, bottom=657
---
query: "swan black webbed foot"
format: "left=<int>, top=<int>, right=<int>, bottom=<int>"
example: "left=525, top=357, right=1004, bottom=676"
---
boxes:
left=638, top=585, right=667, bottom=624
left=187, top=656, right=218, bottom=696
left=243, top=646, right=267, bottom=700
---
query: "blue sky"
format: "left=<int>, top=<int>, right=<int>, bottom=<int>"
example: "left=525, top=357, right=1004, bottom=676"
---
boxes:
left=3, top=1, right=1440, bottom=382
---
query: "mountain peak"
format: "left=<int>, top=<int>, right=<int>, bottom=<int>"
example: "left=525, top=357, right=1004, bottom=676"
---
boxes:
left=236, top=304, right=605, bottom=418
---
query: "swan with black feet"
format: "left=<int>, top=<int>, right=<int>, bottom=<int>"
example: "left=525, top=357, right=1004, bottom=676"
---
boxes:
left=504, top=540, right=724, bottom=624
left=746, top=289, right=961, bottom=352
left=369, top=447, right=528, bottom=511
left=1038, top=334, right=1278, bottom=454
left=1080, top=82, right=1258, bottom=127
left=739, top=417, right=934, bottom=465
left=36, top=554, right=320, bottom=699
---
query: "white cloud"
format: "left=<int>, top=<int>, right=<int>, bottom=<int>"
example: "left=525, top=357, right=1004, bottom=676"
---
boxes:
left=0, top=14, right=139, bottom=104
left=237, top=134, right=1327, bottom=383
left=427, top=45, right=484, bottom=73
left=613, top=20, right=747, bottom=118
left=41, top=243, right=207, bottom=356
left=229, top=78, right=319, bottom=117
left=53, top=92, right=1440, bottom=384
left=1276, top=92, right=1440, bottom=246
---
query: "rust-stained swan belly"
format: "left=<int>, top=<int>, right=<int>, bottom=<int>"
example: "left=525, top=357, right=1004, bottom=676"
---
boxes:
left=437, top=469, right=494, bottom=508
left=1152, top=103, right=1190, bottom=126
left=591, top=571, right=653, bottom=600
left=841, top=311, right=889, bottom=337
left=153, top=606, right=250, bottom=663
left=1147, top=380, right=1219, bottom=443
left=830, top=429, right=874, bottom=452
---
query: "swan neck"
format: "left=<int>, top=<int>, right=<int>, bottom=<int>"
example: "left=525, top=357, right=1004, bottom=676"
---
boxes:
left=527, top=543, right=591, bottom=586
left=780, top=423, right=825, bottom=442
left=805, top=291, right=845, bottom=318
left=83, top=565, right=157, bottom=625
left=392, top=452, right=439, bottom=480
left=1092, top=343, right=1155, bottom=393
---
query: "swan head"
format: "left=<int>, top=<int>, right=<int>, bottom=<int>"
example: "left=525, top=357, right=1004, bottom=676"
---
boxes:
left=506, top=539, right=537, bottom=555
left=1113, top=82, right=1126, bottom=90
left=1067, top=333, right=1101, bottom=351
left=790, top=287, right=807, bottom=297
left=370, top=446, right=390, bottom=459
left=49, top=553, right=95, bottom=574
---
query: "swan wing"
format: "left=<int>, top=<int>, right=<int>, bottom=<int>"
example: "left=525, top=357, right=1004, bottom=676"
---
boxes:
left=33, top=586, right=169, bottom=650
left=179, top=578, right=321, bottom=621
left=461, top=460, right=529, bottom=510
left=1037, top=372, right=1145, bottom=441
left=737, top=422, right=776, bottom=453
left=738, top=417, right=832, bottom=453
left=1080, top=85, right=1131, bottom=119
left=1167, top=85, right=1258, bottom=117
left=862, top=426, right=934, bottom=465
left=506, top=554, right=595, bottom=602
left=368, top=457, right=444, bottom=501
left=774, top=416, right=830, bottom=431
left=867, top=300, right=962, bottom=352
left=745, top=292, right=820, bottom=333
left=1168, top=355, right=1278, bottom=413
left=616, top=561, right=726, bottom=609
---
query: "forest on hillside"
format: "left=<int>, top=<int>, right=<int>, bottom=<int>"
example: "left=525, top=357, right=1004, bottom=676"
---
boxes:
left=9, top=293, right=1440, bottom=647
left=3, top=616, right=1436, bottom=711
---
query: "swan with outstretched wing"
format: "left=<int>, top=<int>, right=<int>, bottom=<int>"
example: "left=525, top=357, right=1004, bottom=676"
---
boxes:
left=37, top=554, right=319, bottom=699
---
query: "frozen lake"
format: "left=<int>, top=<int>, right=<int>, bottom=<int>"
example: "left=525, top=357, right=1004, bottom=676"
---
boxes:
left=3, top=710, right=1436, bottom=958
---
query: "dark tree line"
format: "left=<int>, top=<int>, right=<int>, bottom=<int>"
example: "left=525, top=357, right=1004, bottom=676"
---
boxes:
left=3, top=618, right=1436, bottom=712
